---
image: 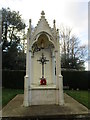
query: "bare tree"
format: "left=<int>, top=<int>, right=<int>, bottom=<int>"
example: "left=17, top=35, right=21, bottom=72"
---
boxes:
left=60, top=25, right=87, bottom=70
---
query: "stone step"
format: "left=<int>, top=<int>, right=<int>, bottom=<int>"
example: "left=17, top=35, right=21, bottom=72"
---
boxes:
left=1, top=114, right=90, bottom=120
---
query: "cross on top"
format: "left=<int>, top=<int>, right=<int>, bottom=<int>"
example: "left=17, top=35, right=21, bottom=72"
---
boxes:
left=41, top=11, right=45, bottom=16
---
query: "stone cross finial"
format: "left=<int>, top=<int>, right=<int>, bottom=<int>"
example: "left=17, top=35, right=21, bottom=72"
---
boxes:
left=53, top=19, right=56, bottom=24
left=41, top=11, right=45, bottom=16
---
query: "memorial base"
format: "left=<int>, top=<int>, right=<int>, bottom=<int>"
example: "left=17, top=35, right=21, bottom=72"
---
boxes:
left=28, top=85, right=58, bottom=105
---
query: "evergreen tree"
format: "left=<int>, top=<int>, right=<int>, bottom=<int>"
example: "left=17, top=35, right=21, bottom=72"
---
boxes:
left=2, top=8, right=26, bottom=70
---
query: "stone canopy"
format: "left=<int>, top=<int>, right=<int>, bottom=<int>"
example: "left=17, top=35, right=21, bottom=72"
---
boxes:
left=23, top=11, right=64, bottom=106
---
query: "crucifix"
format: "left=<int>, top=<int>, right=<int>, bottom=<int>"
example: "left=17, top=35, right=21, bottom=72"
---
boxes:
left=37, top=53, right=49, bottom=78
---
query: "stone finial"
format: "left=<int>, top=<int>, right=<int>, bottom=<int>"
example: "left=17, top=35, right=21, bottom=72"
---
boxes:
left=57, top=29, right=59, bottom=32
left=28, top=19, right=32, bottom=35
left=29, top=19, right=31, bottom=23
left=53, top=19, right=56, bottom=24
left=57, top=29, right=59, bottom=37
left=53, top=19, right=56, bottom=30
left=29, top=19, right=31, bottom=29
left=41, top=11, right=45, bottom=16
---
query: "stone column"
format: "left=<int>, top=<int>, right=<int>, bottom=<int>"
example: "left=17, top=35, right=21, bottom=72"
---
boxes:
left=28, top=48, right=32, bottom=106
left=57, top=29, right=64, bottom=105
left=58, top=75, right=64, bottom=105
left=55, top=50, right=59, bottom=104
left=51, top=51, right=56, bottom=85
left=55, top=29, right=64, bottom=105
left=55, top=50, right=60, bottom=88
left=24, top=44, right=32, bottom=107
left=23, top=36, right=30, bottom=106
left=23, top=19, right=32, bottom=106
left=23, top=75, right=29, bottom=106
left=31, top=55, right=34, bottom=85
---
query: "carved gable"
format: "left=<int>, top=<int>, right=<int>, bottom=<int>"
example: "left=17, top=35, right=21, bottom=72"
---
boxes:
left=30, top=11, right=57, bottom=46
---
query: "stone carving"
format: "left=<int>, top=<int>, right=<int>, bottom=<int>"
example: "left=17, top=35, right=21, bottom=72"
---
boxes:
left=23, top=11, right=64, bottom=106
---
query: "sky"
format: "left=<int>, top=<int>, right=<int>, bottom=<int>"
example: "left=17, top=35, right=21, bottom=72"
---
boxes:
left=0, top=0, right=89, bottom=70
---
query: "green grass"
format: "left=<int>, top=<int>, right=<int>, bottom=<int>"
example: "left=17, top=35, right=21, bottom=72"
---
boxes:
left=65, top=90, right=90, bottom=109
left=2, top=89, right=23, bottom=107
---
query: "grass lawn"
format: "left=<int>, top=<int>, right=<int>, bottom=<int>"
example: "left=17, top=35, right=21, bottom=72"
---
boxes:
left=2, top=88, right=23, bottom=107
left=65, top=90, right=90, bottom=109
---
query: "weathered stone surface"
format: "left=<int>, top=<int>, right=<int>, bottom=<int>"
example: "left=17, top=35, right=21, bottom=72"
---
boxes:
left=24, top=11, right=64, bottom=106
left=2, top=94, right=88, bottom=117
left=31, top=89, right=56, bottom=105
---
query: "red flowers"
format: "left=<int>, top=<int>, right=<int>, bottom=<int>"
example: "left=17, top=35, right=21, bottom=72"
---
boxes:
left=40, top=77, right=46, bottom=85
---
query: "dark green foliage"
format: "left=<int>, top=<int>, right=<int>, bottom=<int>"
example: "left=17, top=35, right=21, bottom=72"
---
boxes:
left=2, top=8, right=26, bottom=70
left=3, top=48, right=26, bottom=70
left=2, top=7, right=26, bottom=51
left=2, top=70, right=25, bottom=89
left=62, top=71, right=89, bottom=90
left=2, top=70, right=89, bottom=90
left=61, top=55, right=85, bottom=70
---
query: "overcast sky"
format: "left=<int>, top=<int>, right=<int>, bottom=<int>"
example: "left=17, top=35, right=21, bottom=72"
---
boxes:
left=0, top=0, right=89, bottom=70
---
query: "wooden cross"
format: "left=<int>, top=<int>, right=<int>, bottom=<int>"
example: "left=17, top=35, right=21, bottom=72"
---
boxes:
left=37, top=53, right=49, bottom=78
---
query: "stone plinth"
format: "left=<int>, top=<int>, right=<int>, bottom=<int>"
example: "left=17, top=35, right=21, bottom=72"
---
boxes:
left=29, top=85, right=58, bottom=105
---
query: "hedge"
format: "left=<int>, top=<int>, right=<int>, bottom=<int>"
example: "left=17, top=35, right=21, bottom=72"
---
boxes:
left=2, top=70, right=25, bottom=89
left=2, top=70, right=89, bottom=90
left=61, top=71, right=89, bottom=90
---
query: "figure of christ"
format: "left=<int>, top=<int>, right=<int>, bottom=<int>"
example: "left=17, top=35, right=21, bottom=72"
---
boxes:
left=37, top=53, right=49, bottom=85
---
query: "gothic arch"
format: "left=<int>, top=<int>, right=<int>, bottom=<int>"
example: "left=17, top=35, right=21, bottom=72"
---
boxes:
left=31, top=31, right=56, bottom=49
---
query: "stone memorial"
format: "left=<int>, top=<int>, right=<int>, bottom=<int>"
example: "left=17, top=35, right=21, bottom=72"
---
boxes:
left=23, top=11, right=64, bottom=106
